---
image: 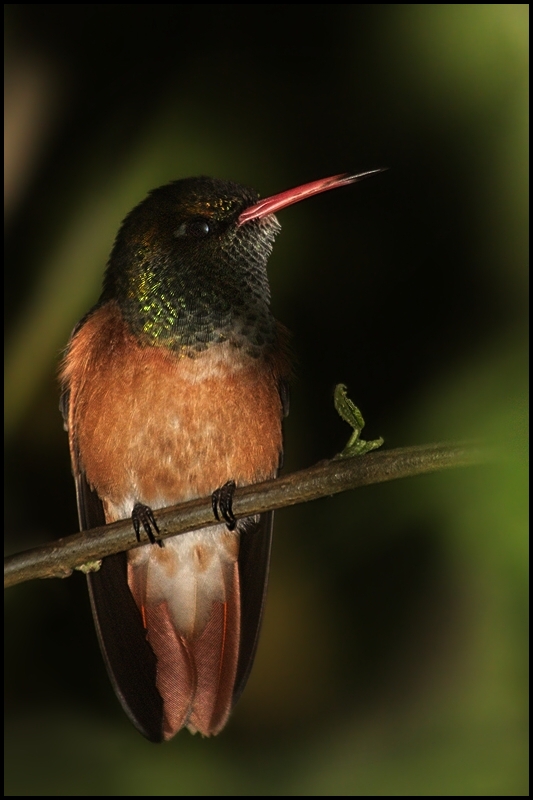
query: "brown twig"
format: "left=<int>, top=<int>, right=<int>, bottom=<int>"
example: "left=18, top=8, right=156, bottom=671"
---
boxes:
left=4, top=441, right=484, bottom=589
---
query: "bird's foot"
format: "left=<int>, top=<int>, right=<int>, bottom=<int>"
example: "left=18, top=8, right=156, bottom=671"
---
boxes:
left=212, top=481, right=237, bottom=530
left=132, top=503, right=163, bottom=547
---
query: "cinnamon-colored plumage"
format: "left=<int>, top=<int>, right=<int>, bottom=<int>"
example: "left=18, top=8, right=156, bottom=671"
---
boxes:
left=62, top=299, right=288, bottom=738
left=61, top=172, right=376, bottom=741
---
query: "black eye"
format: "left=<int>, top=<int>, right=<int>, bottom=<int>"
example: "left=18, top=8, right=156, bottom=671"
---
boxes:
left=174, top=218, right=212, bottom=239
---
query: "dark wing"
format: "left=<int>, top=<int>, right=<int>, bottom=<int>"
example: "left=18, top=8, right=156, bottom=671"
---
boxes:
left=86, top=544, right=164, bottom=742
left=279, top=377, right=290, bottom=418
left=62, top=388, right=165, bottom=742
left=233, top=375, right=288, bottom=706
left=233, top=510, right=274, bottom=707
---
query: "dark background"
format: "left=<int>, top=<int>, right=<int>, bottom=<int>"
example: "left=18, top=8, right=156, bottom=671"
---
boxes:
left=5, top=5, right=528, bottom=796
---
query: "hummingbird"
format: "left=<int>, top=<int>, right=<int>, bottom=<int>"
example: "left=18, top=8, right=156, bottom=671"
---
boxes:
left=60, top=170, right=382, bottom=742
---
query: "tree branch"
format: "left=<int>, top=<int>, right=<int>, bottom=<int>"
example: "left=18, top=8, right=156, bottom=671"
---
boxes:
left=4, top=442, right=484, bottom=589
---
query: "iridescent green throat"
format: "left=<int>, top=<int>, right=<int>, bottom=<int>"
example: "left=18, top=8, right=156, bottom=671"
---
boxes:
left=104, top=217, right=281, bottom=357
left=120, top=258, right=277, bottom=357
left=100, top=178, right=282, bottom=357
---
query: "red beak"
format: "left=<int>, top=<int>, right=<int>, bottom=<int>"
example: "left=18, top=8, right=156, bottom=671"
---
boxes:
left=238, top=168, right=386, bottom=225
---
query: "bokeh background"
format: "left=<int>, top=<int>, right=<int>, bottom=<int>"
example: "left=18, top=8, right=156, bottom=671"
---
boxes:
left=5, top=5, right=528, bottom=796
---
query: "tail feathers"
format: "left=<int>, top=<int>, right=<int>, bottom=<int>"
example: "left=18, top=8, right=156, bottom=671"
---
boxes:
left=186, top=567, right=241, bottom=736
left=141, top=601, right=196, bottom=736
left=88, top=516, right=272, bottom=741
left=133, top=555, right=241, bottom=738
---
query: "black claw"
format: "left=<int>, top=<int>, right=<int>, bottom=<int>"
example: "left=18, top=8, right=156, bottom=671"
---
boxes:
left=212, top=492, right=221, bottom=522
left=132, top=503, right=163, bottom=547
left=212, top=480, right=237, bottom=530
